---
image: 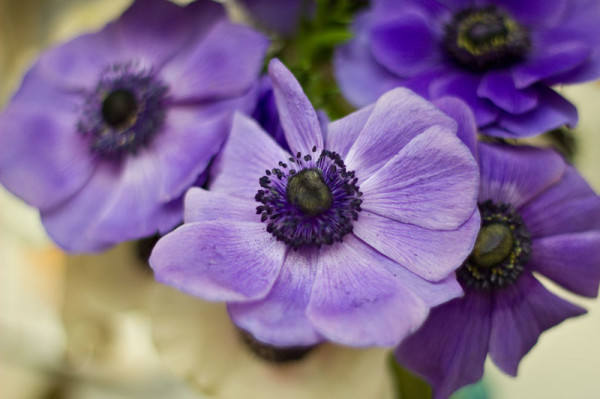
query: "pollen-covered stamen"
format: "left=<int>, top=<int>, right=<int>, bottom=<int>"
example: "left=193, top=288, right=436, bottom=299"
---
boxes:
left=78, top=63, right=168, bottom=159
left=256, top=147, right=362, bottom=250
left=458, top=200, right=531, bottom=290
left=444, top=6, right=530, bottom=71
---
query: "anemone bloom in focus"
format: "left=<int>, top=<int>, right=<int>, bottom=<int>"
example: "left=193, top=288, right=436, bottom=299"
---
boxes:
left=394, top=104, right=600, bottom=398
left=150, top=59, right=480, bottom=348
left=0, top=0, right=268, bottom=252
left=335, top=0, right=600, bottom=137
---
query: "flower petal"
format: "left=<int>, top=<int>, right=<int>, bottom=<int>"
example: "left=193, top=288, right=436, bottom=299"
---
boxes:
left=395, top=293, right=493, bottom=399
left=184, top=188, right=257, bottom=224
left=530, top=232, right=600, bottom=298
left=477, top=71, right=538, bottom=114
left=344, top=88, right=457, bottom=181
left=488, top=273, right=586, bottom=376
left=0, top=84, right=95, bottom=212
left=268, top=59, right=324, bottom=154
left=162, top=21, right=268, bottom=101
left=150, top=221, right=285, bottom=302
left=433, top=97, right=478, bottom=157
left=354, top=210, right=480, bottom=281
left=430, top=72, right=500, bottom=127
left=369, top=12, right=440, bottom=77
left=520, top=166, right=600, bottom=238
left=210, top=113, right=291, bottom=200
left=478, top=143, right=565, bottom=209
left=228, top=248, right=323, bottom=346
left=325, top=105, right=374, bottom=159
left=493, top=86, right=578, bottom=137
left=114, top=0, right=226, bottom=68
left=307, top=235, right=429, bottom=347
left=488, top=0, right=567, bottom=26
left=360, top=126, right=478, bottom=230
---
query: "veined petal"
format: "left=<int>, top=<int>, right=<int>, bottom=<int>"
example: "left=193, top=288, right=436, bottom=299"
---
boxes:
left=228, top=249, right=323, bottom=346
left=325, top=105, right=374, bottom=159
left=489, top=273, right=586, bottom=376
left=360, top=126, right=478, bottom=230
left=150, top=221, right=285, bottom=302
left=268, top=58, right=324, bottom=154
left=433, top=97, right=478, bottom=157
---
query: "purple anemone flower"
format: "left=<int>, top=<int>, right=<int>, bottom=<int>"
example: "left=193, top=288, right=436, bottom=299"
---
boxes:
left=394, top=103, right=600, bottom=398
left=150, top=59, right=480, bottom=348
left=335, top=0, right=600, bottom=137
left=239, top=0, right=313, bottom=35
left=0, top=0, right=268, bottom=252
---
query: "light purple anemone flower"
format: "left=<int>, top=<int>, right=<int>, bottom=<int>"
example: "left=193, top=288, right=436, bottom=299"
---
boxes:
left=0, top=0, right=268, bottom=252
left=150, top=59, right=480, bottom=348
left=335, top=0, right=600, bottom=138
left=394, top=104, right=600, bottom=398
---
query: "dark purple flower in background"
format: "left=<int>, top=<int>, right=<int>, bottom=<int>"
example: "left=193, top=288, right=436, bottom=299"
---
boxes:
left=394, top=102, right=600, bottom=398
left=150, top=59, right=480, bottom=348
left=335, top=0, right=600, bottom=138
left=0, top=0, right=268, bottom=252
left=239, top=0, right=313, bottom=35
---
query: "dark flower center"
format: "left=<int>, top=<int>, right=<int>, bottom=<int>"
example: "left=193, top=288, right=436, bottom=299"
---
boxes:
left=256, top=147, right=362, bottom=249
left=457, top=200, right=531, bottom=290
left=239, top=328, right=316, bottom=364
left=444, top=6, right=531, bottom=71
left=286, top=169, right=333, bottom=216
left=78, top=63, right=168, bottom=159
left=101, top=89, right=138, bottom=128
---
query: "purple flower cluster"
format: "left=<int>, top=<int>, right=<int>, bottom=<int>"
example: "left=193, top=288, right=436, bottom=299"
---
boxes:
left=1, top=1, right=599, bottom=397
left=335, top=0, right=600, bottom=137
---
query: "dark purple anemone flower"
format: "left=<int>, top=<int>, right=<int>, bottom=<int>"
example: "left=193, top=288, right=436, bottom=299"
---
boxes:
left=394, top=99, right=600, bottom=398
left=150, top=59, right=480, bottom=348
left=238, top=0, right=313, bottom=35
left=335, top=0, right=600, bottom=138
left=0, top=0, right=268, bottom=252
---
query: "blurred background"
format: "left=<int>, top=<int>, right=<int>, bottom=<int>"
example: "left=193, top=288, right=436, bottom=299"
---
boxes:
left=1, top=1, right=599, bottom=398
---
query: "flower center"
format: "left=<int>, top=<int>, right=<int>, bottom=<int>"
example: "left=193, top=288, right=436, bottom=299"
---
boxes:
left=78, top=63, right=168, bottom=159
left=239, top=329, right=316, bottom=364
left=256, top=147, right=362, bottom=249
left=457, top=200, right=531, bottom=290
left=101, top=89, right=138, bottom=128
left=286, top=169, right=333, bottom=216
left=444, top=6, right=531, bottom=71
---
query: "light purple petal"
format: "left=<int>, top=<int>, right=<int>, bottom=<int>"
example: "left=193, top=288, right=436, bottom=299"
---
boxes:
left=488, top=0, right=567, bottom=26
left=210, top=113, right=291, bottom=200
left=344, top=87, right=457, bottom=181
left=369, top=12, right=440, bottom=77
left=360, top=126, right=479, bottom=230
left=477, top=71, right=538, bottom=114
left=493, top=86, right=578, bottom=137
left=184, top=188, right=257, bottom=224
left=35, top=26, right=121, bottom=91
left=0, top=84, right=95, bottom=212
left=152, top=106, right=230, bottom=201
left=325, top=105, right=374, bottom=159
left=512, top=36, right=590, bottom=89
left=478, top=143, right=565, bottom=209
left=113, top=0, right=225, bottom=69
left=520, top=166, right=600, bottom=238
left=162, top=21, right=268, bottom=101
left=333, top=13, right=406, bottom=107
left=530, top=232, right=600, bottom=298
left=430, top=72, right=500, bottom=127
left=40, top=157, right=183, bottom=252
left=488, top=273, right=586, bottom=376
left=433, top=97, right=479, bottom=157
left=150, top=221, right=285, bottom=302
left=307, top=235, right=429, bottom=347
left=354, top=210, right=480, bottom=281
left=395, top=293, right=492, bottom=399
left=228, top=249, right=323, bottom=346
left=268, top=59, right=324, bottom=154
